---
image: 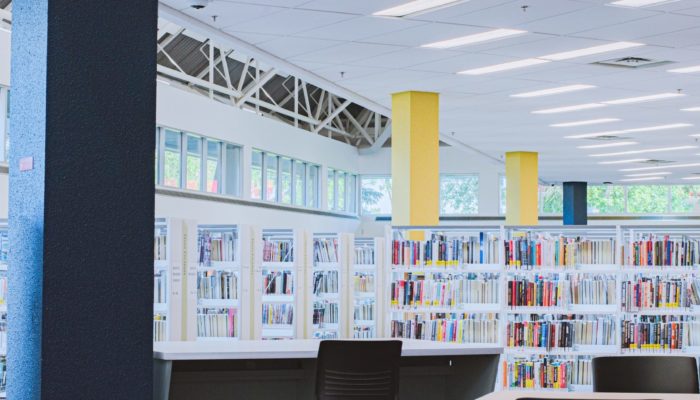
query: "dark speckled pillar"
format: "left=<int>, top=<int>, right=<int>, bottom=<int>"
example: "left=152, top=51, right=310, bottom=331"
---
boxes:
left=563, top=182, right=588, bottom=225
left=8, top=1, right=157, bottom=398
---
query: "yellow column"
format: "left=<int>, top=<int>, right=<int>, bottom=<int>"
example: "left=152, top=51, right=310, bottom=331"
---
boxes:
left=391, top=91, right=439, bottom=240
left=505, top=151, right=539, bottom=226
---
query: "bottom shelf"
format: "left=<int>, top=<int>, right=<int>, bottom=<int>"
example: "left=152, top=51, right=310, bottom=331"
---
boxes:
left=262, top=325, right=295, bottom=339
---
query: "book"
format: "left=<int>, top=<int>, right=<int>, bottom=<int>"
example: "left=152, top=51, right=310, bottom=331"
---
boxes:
left=263, top=238, right=294, bottom=263
left=198, top=270, right=238, bottom=300
left=391, top=232, right=500, bottom=267
left=198, top=229, right=237, bottom=265
left=505, top=233, right=615, bottom=269
left=391, top=272, right=499, bottom=308
left=624, top=234, right=699, bottom=267
left=197, top=308, right=237, bottom=338
left=621, top=274, right=690, bottom=311
left=314, top=238, right=338, bottom=263
left=506, top=314, right=615, bottom=349
left=504, top=356, right=591, bottom=389
left=391, top=312, right=498, bottom=344
left=153, top=314, right=167, bottom=342
left=355, top=244, right=375, bottom=265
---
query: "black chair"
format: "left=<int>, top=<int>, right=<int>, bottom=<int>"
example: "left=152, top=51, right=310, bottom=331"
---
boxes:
left=593, top=356, right=699, bottom=393
left=315, top=340, right=402, bottom=400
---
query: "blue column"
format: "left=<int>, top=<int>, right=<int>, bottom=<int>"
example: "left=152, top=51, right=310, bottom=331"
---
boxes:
left=563, top=182, right=588, bottom=225
left=8, top=1, right=157, bottom=398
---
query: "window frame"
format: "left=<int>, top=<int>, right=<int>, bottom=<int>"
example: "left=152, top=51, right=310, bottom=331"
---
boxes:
left=438, top=173, right=479, bottom=216
left=0, top=87, right=8, bottom=163
left=360, top=174, right=393, bottom=216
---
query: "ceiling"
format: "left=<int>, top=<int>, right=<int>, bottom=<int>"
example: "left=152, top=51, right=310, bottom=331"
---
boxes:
left=161, top=0, right=700, bottom=184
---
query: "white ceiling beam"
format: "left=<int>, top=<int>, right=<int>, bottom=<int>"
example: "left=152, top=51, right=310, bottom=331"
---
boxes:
left=359, top=122, right=392, bottom=155
left=235, top=67, right=277, bottom=107
left=313, top=99, right=351, bottom=134
left=157, top=64, right=242, bottom=97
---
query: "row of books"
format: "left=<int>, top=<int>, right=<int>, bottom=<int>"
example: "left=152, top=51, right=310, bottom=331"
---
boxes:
left=354, top=245, right=375, bottom=265
left=505, top=235, right=616, bottom=268
left=263, top=271, right=293, bottom=295
left=154, top=234, right=167, bottom=261
left=154, top=272, right=167, bottom=304
left=391, top=273, right=499, bottom=308
left=313, top=331, right=339, bottom=339
left=153, top=314, right=167, bottom=342
left=314, top=238, right=338, bottom=263
left=198, top=270, right=238, bottom=300
left=0, top=275, right=6, bottom=305
left=503, top=356, right=590, bottom=389
left=570, top=275, right=617, bottom=305
left=624, top=236, right=699, bottom=267
left=621, top=315, right=688, bottom=351
left=198, top=231, right=236, bottom=265
left=354, top=299, right=375, bottom=321
left=621, top=276, right=692, bottom=311
left=353, top=325, right=375, bottom=339
left=506, top=315, right=615, bottom=348
left=391, top=313, right=499, bottom=344
left=391, top=233, right=499, bottom=267
left=507, top=276, right=566, bottom=308
left=197, top=308, right=237, bottom=338
left=312, top=270, right=339, bottom=295
left=313, top=301, right=339, bottom=326
left=263, top=238, right=293, bottom=263
left=262, top=303, right=294, bottom=326
left=353, top=273, right=375, bottom=293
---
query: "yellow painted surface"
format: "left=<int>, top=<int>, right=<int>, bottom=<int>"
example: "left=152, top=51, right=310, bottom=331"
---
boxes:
left=391, top=91, right=439, bottom=228
left=505, top=151, right=538, bottom=226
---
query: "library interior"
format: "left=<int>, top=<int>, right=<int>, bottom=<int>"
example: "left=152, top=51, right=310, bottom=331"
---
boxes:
left=4, top=0, right=700, bottom=399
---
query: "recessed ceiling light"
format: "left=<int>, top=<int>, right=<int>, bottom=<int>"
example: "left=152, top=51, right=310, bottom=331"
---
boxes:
left=599, top=158, right=649, bottom=165
left=511, top=84, right=596, bottom=98
left=541, top=42, right=645, bottom=61
left=619, top=176, right=665, bottom=182
left=625, top=172, right=672, bottom=177
left=458, top=58, right=550, bottom=75
left=565, top=123, right=693, bottom=139
left=668, top=65, right=700, bottom=74
left=551, top=118, right=621, bottom=128
left=577, top=141, right=638, bottom=149
left=532, top=103, right=607, bottom=114
left=610, top=0, right=681, bottom=7
left=681, top=176, right=700, bottom=180
left=422, top=28, right=527, bottom=49
left=620, top=162, right=700, bottom=172
left=603, top=92, right=685, bottom=105
left=373, top=0, right=464, bottom=17
left=682, top=107, right=700, bottom=112
left=590, top=145, right=698, bottom=157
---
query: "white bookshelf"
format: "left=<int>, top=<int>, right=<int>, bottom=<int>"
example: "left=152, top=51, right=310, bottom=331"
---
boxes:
left=350, top=237, right=383, bottom=339
left=306, top=232, right=347, bottom=339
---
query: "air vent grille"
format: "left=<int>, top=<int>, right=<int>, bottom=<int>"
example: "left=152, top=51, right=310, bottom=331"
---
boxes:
left=593, top=57, right=673, bottom=69
left=641, top=159, right=675, bottom=165
left=586, top=135, right=630, bottom=141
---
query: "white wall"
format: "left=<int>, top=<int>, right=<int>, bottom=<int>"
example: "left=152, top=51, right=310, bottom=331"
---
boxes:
left=0, top=29, right=9, bottom=87
left=0, top=173, right=7, bottom=219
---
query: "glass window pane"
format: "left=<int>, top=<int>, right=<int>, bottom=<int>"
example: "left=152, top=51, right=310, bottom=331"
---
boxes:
left=587, top=185, right=625, bottom=214
left=539, top=185, right=563, bottom=214
left=307, top=165, right=319, bottom=208
left=440, top=175, right=479, bottom=215
left=361, top=176, right=392, bottom=215
left=670, top=185, right=700, bottom=213
left=186, top=134, right=202, bottom=191
left=206, top=140, right=221, bottom=193
left=499, top=175, right=506, bottom=215
left=163, top=129, right=181, bottom=188
left=155, top=128, right=159, bottom=185
left=224, top=144, right=241, bottom=196
left=327, top=169, right=335, bottom=210
left=280, top=157, right=292, bottom=204
left=337, top=172, right=346, bottom=211
left=294, top=161, right=305, bottom=206
left=348, top=175, right=357, bottom=214
left=265, top=153, right=278, bottom=201
left=627, top=185, right=669, bottom=213
left=251, top=150, right=263, bottom=200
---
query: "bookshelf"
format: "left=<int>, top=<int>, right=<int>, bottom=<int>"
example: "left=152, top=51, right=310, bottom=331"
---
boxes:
left=306, top=232, right=348, bottom=339
left=153, top=220, right=169, bottom=342
left=254, top=228, right=304, bottom=340
left=0, top=222, right=7, bottom=397
left=350, top=237, right=384, bottom=339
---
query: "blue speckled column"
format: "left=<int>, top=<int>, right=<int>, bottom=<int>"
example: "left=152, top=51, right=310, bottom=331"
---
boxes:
left=563, top=182, right=588, bottom=225
left=8, top=1, right=157, bottom=398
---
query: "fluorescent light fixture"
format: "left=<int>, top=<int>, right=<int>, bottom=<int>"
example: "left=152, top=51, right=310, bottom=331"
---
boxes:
left=620, top=162, right=700, bottom=172
left=533, top=103, right=606, bottom=115
left=682, top=107, right=700, bottom=112
left=565, top=123, right=693, bottom=139
left=551, top=118, right=621, bottom=128
left=610, top=0, right=681, bottom=7
left=625, top=172, right=672, bottom=177
left=603, top=92, right=685, bottom=105
left=0, top=27, right=10, bottom=34
left=458, top=58, right=549, bottom=75
left=669, top=65, right=700, bottom=74
left=590, top=145, right=698, bottom=157
left=681, top=176, right=700, bottom=180
left=541, top=42, right=645, bottom=61
left=619, top=176, right=665, bottom=182
left=598, top=158, right=649, bottom=165
left=577, top=141, right=637, bottom=149
left=374, top=0, right=463, bottom=17
left=422, top=28, right=526, bottom=49
left=511, top=84, right=596, bottom=98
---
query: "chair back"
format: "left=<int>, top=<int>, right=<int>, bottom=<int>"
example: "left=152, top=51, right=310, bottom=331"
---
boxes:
left=593, top=356, right=699, bottom=393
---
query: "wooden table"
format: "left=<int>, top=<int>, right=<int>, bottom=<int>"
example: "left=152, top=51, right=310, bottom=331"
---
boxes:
left=154, top=339, right=503, bottom=400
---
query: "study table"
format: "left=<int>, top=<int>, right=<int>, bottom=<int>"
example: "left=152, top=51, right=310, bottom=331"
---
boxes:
left=154, top=339, right=503, bottom=400
left=476, top=392, right=700, bottom=400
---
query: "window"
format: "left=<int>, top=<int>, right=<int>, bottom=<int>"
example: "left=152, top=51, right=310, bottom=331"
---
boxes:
left=440, top=174, right=478, bottom=215
left=186, top=134, right=202, bottom=191
left=163, top=129, right=182, bottom=188
left=251, top=150, right=263, bottom=200
left=251, top=149, right=320, bottom=209
left=280, top=157, right=292, bottom=204
left=361, top=176, right=392, bottom=215
left=293, top=160, right=305, bottom=206
left=539, top=185, right=563, bottom=214
left=499, top=175, right=506, bottom=215
left=327, top=169, right=335, bottom=210
left=670, top=185, right=700, bottom=213
left=327, top=168, right=359, bottom=213
left=587, top=185, right=625, bottom=214
left=347, top=174, right=357, bottom=214
left=224, top=144, right=241, bottom=196
left=627, top=185, right=669, bottom=214
left=0, top=87, right=8, bottom=163
left=307, top=165, right=320, bottom=208
left=155, top=128, right=159, bottom=185
left=337, top=172, right=346, bottom=211
left=264, top=153, right=278, bottom=201
left=206, top=140, right=221, bottom=193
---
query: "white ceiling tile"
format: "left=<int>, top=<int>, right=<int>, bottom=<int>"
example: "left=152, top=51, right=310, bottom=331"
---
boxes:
left=517, top=4, right=659, bottom=35
left=576, top=13, right=700, bottom=42
left=443, top=0, right=595, bottom=28
left=178, top=2, right=286, bottom=28
left=297, top=0, right=407, bottom=15
left=296, top=16, right=426, bottom=42
left=403, top=0, right=518, bottom=23
left=406, top=52, right=528, bottom=73
left=349, top=47, right=463, bottom=69
left=312, top=64, right=391, bottom=82
left=360, top=23, right=487, bottom=47
left=290, top=42, right=404, bottom=64
left=639, top=26, right=700, bottom=48
left=483, top=36, right=611, bottom=58
left=256, top=37, right=343, bottom=59
left=222, top=9, right=356, bottom=36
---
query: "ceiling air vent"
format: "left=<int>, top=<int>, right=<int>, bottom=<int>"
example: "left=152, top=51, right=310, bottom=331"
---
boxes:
left=586, top=135, right=630, bottom=141
left=641, top=159, right=675, bottom=165
left=592, top=57, right=673, bottom=69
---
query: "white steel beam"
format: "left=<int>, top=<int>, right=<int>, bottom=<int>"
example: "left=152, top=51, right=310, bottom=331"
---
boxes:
left=358, top=122, right=392, bottom=155
left=236, top=67, right=277, bottom=107
left=313, top=99, right=350, bottom=134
